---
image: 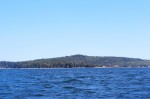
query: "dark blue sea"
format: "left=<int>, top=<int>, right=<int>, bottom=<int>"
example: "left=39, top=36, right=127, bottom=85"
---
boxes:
left=0, top=68, right=150, bottom=99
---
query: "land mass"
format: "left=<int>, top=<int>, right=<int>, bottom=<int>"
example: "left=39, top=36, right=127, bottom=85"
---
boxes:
left=0, top=55, right=150, bottom=68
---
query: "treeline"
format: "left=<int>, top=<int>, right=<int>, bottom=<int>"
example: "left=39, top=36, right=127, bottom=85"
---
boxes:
left=0, top=55, right=150, bottom=68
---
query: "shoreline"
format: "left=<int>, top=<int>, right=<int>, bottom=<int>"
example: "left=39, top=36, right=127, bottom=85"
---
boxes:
left=0, top=67, right=149, bottom=69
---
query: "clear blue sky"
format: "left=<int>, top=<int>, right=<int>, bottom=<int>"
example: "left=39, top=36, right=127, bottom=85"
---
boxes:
left=0, top=0, right=150, bottom=61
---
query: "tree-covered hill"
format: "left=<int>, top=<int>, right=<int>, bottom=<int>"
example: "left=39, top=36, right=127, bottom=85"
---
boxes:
left=0, top=55, right=150, bottom=68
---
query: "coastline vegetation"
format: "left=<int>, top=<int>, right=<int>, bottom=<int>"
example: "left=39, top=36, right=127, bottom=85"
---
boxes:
left=0, top=55, right=150, bottom=68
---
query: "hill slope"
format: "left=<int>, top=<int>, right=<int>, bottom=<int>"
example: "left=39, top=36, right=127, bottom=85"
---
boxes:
left=0, top=55, right=150, bottom=68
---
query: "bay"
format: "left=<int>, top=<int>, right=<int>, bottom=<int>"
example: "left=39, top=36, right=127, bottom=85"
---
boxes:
left=0, top=68, right=150, bottom=99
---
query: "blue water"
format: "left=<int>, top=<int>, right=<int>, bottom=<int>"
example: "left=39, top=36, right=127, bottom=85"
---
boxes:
left=0, top=68, right=150, bottom=99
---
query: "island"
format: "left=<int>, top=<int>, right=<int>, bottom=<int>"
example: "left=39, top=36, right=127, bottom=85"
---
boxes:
left=0, top=55, right=150, bottom=68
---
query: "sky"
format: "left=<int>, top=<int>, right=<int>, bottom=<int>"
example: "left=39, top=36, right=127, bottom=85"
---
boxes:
left=0, top=0, right=150, bottom=61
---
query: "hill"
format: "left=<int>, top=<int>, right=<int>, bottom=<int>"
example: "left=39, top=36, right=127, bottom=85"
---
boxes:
left=0, top=55, right=150, bottom=68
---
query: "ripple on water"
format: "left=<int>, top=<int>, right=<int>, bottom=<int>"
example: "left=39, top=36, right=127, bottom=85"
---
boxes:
left=0, top=68, right=150, bottom=98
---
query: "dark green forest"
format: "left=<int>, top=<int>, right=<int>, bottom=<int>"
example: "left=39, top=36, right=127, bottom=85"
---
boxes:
left=0, top=55, right=150, bottom=68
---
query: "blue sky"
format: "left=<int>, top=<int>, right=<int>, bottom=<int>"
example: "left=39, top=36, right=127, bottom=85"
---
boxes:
left=0, top=0, right=150, bottom=61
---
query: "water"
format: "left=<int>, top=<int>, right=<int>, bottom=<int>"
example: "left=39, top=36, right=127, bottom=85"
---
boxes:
left=0, top=68, right=150, bottom=99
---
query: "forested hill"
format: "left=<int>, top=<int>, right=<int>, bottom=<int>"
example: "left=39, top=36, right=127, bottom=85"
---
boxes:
left=0, top=55, right=150, bottom=68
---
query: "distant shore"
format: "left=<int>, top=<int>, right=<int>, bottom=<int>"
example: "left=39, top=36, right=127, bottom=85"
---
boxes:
left=0, top=67, right=149, bottom=69
left=1, top=55, right=150, bottom=68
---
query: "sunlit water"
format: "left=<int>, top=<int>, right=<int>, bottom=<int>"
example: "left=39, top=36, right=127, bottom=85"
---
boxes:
left=0, top=68, right=150, bottom=99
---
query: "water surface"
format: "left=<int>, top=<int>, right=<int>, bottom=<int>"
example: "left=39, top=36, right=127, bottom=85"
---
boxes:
left=0, top=68, right=150, bottom=99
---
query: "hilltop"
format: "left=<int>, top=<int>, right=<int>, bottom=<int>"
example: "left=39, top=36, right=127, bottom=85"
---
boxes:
left=0, top=55, right=150, bottom=68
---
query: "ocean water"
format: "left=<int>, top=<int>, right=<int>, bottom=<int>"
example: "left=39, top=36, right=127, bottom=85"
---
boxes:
left=0, top=68, right=150, bottom=99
